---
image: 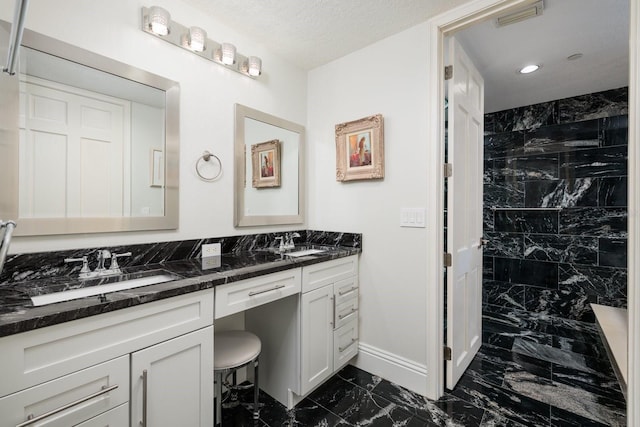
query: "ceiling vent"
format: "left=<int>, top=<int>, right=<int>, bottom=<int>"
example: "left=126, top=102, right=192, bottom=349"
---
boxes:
left=495, top=1, right=544, bottom=27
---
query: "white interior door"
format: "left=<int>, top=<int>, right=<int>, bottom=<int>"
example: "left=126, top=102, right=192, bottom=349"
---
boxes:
left=446, top=36, right=484, bottom=389
left=19, top=77, right=128, bottom=218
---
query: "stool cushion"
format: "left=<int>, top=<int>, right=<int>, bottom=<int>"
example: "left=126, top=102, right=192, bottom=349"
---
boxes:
left=214, top=330, right=262, bottom=370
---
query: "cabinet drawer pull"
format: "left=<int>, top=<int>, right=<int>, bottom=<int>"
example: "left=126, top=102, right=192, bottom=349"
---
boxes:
left=338, top=287, right=357, bottom=296
left=141, top=369, right=148, bottom=427
left=16, top=384, right=119, bottom=427
left=339, top=339, right=357, bottom=353
left=248, top=284, right=286, bottom=296
left=338, top=308, right=357, bottom=320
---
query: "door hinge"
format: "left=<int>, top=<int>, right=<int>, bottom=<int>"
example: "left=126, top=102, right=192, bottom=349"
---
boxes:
left=444, top=346, right=452, bottom=361
left=443, top=163, right=452, bottom=178
left=444, top=252, right=452, bottom=267
left=444, top=65, right=453, bottom=80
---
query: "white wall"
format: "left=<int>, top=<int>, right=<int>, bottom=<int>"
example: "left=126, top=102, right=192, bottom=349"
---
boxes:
left=2, top=0, right=307, bottom=253
left=307, top=24, right=431, bottom=394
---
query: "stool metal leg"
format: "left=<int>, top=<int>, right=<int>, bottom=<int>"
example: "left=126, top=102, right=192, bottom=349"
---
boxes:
left=215, top=371, right=222, bottom=426
left=253, top=357, right=260, bottom=420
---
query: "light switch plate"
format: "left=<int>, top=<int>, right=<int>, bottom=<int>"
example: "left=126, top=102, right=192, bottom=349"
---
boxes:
left=202, top=243, right=221, bottom=257
left=400, top=208, right=426, bottom=228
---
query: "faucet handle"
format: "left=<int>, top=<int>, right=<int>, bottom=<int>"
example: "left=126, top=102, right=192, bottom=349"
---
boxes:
left=110, top=252, right=132, bottom=271
left=65, top=256, right=91, bottom=274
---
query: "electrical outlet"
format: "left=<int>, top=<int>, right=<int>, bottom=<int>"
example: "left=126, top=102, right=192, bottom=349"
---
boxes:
left=202, top=243, right=221, bottom=257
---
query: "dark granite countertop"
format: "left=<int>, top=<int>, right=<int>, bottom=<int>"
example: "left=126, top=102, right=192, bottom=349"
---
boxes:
left=0, top=245, right=360, bottom=338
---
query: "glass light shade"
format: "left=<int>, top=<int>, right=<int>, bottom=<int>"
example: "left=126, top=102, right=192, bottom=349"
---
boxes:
left=221, top=43, right=236, bottom=65
left=247, top=56, right=262, bottom=76
left=149, top=6, right=171, bottom=36
left=188, top=26, right=207, bottom=52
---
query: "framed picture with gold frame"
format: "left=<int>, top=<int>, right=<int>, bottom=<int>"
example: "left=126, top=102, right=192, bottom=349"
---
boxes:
left=251, top=139, right=281, bottom=188
left=335, top=114, right=384, bottom=182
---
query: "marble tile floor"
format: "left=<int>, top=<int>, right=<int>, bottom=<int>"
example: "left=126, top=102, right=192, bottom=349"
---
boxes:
left=223, top=311, right=626, bottom=426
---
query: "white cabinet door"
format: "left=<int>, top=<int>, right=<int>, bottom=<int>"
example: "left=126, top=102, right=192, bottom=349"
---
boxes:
left=131, top=326, right=214, bottom=427
left=300, top=285, right=334, bottom=395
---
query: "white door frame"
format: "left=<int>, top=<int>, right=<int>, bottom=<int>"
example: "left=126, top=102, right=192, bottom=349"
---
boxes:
left=425, top=2, right=639, bottom=425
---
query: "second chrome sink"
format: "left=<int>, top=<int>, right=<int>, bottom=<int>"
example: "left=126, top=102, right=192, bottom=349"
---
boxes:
left=283, top=248, right=326, bottom=257
left=30, top=270, right=181, bottom=307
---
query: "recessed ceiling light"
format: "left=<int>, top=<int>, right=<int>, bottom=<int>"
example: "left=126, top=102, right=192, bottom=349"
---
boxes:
left=519, top=64, right=540, bottom=74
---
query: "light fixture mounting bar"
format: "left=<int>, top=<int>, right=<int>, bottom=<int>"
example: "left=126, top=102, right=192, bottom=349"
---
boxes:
left=140, top=7, right=258, bottom=79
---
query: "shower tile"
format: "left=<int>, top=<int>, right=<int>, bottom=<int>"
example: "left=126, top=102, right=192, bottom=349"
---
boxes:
left=523, top=234, right=597, bottom=265
left=599, top=115, right=628, bottom=147
left=491, top=101, right=558, bottom=133
left=524, top=119, right=600, bottom=154
left=559, top=264, right=627, bottom=301
left=482, top=280, right=526, bottom=310
left=484, top=180, right=525, bottom=208
left=598, top=177, right=627, bottom=207
left=558, top=87, right=628, bottom=123
left=524, top=287, right=596, bottom=322
left=494, top=210, right=558, bottom=234
left=483, top=232, right=522, bottom=258
left=559, top=207, right=627, bottom=238
left=483, top=256, right=494, bottom=281
left=524, top=178, right=597, bottom=208
left=559, top=145, right=627, bottom=179
left=494, top=154, right=559, bottom=181
left=494, top=258, right=558, bottom=288
left=599, top=238, right=627, bottom=267
left=484, top=131, right=525, bottom=159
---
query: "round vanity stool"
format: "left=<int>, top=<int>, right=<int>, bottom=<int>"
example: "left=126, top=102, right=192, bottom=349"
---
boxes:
left=214, top=330, right=261, bottom=426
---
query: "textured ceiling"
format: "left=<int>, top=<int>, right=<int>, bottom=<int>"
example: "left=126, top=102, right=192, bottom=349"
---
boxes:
left=179, top=0, right=471, bottom=70
left=179, top=0, right=629, bottom=112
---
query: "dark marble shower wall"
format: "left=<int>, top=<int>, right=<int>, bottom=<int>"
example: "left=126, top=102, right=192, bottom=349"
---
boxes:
left=483, top=87, right=628, bottom=323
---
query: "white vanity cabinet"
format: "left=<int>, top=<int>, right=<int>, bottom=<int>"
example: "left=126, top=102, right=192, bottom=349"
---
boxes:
left=300, top=255, right=359, bottom=395
left=0, top=289, right=214, bottom=427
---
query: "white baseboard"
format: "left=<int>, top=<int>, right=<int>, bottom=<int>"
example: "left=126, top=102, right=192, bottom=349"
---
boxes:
left=353, top=342, right=428, bottom=396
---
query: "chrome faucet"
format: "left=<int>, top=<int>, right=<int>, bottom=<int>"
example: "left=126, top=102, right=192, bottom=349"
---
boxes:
left=96, top=249, right=112, bottom=274
left=65, top=250, right=131, bottom=279
left=284, top=232, right=300, bottom=250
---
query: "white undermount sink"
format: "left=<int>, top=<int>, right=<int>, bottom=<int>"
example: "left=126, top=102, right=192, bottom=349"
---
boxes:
left=284, top=249, right=326, bottom=257
left=30, top=273, right=178, bottom=307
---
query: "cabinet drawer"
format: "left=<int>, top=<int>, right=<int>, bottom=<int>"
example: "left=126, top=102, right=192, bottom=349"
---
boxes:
left=334, top=276, right=358, bottom=306
left=76, top=403, right=128, bottom=427
left=335, top=297, right=358, bottom=329
left=215, top=269, right=301, bottom=319
left=333, top=318, right=358, bottom=371
left=0, top=356, right=128, bottom=427
left=302, top=255, right=358, bottom=293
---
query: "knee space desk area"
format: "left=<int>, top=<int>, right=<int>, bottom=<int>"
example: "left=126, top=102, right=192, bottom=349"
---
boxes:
left=0, top=247, right=359, bottom=427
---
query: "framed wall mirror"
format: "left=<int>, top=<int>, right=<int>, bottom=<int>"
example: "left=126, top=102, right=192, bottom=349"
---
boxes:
left=0, top=21, right=179, bottom=236
left=234, top=104, right=305, bottom=227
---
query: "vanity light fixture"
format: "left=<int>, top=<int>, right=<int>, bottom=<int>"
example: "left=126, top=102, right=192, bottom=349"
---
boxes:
left=519, top=64, right=540, bottom=74
left=141, top=6, right=262, bottom=79
left=187, top=26, right=207, bottom=52
left=220, top=42, right=236, bottom=65
left=147, top=6, right=171, bottom=36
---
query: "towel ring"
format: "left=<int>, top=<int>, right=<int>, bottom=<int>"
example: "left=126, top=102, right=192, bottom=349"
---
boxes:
left=196, top=151, right=223, bottom=182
